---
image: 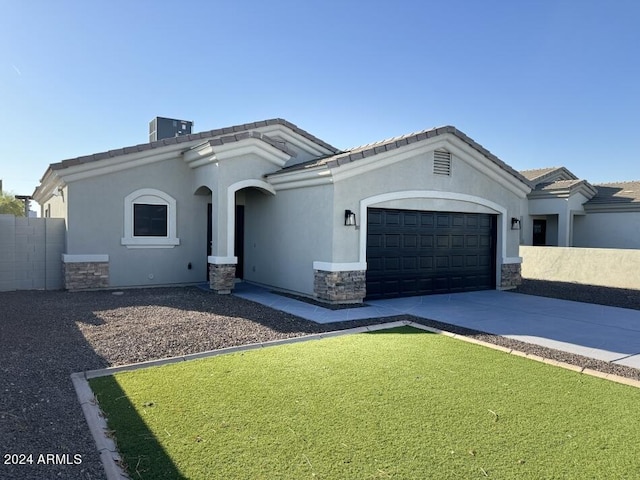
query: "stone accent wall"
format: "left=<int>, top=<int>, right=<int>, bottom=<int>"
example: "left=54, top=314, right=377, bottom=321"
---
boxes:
left=500, top=263, right=522, bottom=289
left=209, top=264, right=236, bottom=294
left=63, top=262, right=109, bottom=290
left=314, top=269, right=366, bottom=304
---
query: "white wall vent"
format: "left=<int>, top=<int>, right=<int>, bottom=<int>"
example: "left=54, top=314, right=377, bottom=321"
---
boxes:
left=433, top=150, right=452, bottom=175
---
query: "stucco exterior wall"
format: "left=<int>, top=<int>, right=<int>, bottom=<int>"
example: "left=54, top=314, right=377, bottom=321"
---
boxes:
left=66, top=156, right=209, bottom=287
left=573, top=211, right=640, bottom=249
left=521, top=245, right=640, bottom=289
left=330, top=149, right=526, bottom=264
left=524, top=192, right=589, bottom=246
left=242, top=184, right=334, bottom=295
left=41, top=186, right=68, bottom=220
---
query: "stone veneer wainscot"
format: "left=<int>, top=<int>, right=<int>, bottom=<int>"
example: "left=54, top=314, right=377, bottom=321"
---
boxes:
left=500, top=262, right=522, bottom=289
left=62, top=255, right=109, bottom=290
left=314, top=269, right=366, bottom=304
left=209, top=263, right=236, bottom=294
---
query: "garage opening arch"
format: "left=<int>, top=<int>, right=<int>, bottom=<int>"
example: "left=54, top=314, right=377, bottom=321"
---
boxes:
left=358, top=190, right=508, bottom=268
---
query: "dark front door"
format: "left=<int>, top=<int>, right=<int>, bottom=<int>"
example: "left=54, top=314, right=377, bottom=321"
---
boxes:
left=532, top=219, right=546, bottom=246
left=235, top=205, right=244, bottom=279
left=366, top=208, right=497, bottom=300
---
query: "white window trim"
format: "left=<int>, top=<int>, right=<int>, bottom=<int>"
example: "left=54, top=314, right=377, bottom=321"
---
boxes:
left=121, top=188, right=180, bottom=248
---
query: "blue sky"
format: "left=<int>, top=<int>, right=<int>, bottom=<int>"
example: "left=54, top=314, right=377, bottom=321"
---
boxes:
left=2, top=0, right=640, bottom=200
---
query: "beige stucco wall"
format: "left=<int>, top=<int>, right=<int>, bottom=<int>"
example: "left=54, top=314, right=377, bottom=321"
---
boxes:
left=521, top=245, right=640, bottom=289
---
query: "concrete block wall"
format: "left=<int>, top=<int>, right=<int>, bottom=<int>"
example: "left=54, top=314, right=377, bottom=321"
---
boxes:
left=520, top=246, right=640, bottom=290
left=0, top=215, right=16, bottom=291
left=0, top=214, right=65, bottom=291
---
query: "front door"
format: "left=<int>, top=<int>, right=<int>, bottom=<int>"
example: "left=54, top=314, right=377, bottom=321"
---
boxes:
left=206, top=203, right=244, bottom=280
left=235, top=205, right=244, bottom=279
left=532, top=219, right=546, bottom=246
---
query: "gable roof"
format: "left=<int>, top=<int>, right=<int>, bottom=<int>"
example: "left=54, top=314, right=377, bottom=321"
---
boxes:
left=519, top=166, right=578, bottom=186
left=271, top=125, right=532, bottom=187
left=47, top=118, right=340, bottom=173
left=589, top=181, right=640, bottom=204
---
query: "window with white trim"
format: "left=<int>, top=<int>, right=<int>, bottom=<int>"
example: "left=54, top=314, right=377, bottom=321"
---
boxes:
left=121, top=188, right=180, bottom=248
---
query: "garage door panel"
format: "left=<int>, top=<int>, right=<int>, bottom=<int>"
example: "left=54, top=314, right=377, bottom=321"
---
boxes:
left=385, top=234, right=401, bottom=248
left=451, top=255, right=464, bottom=268
left=384, top=257, right=401, bottom=271
left=436, top=215, right=450, bottom=227
left=368, top=233, right=383, bottom=248
left=435, top=256, right=449, bottom=268
left=420, top=256, right=434, bottom=269
left=403, top=234, right=418, bottom=248
left=420, top=235, right=434, bottom=248
left=368, top=210, right=383, bottom=226
left=452, top=215, right=464, bottom=227
left=386, top=212, right=401, bottom=226
left=420, top=213, right=435, bottom=228
left=452, top=235, right=464, bottom=248
left=479, top=254, right=491, bottom=267
left=479, top=216, right=492, bottom=228
left=367, top=208, right=496, bottom=299
left=367, top=257, right=383, bottom=272
left=436, top=236, right=449, bottom=248
left=402, top=256, right=418, bottom=271
left=465, top=255, right=479, bottom=267
left=403, top=212, right=418, bottom=227
left=479, top=235, right=491, bottom=248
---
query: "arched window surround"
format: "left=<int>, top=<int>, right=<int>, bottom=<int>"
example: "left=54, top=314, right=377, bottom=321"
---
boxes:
left=121, top=188, right=180, bottom=248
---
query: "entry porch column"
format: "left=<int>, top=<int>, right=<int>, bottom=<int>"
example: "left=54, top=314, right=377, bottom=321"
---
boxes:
left=208, top=188, right=236, bottom=294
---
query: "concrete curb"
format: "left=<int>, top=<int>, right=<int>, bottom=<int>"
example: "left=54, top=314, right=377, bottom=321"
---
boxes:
left=72, top=320, right=640, bottom=480
left=70, top=373, right=128, bottom=479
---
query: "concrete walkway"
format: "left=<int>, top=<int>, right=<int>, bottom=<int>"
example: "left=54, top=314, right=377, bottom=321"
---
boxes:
left=233, top=283, right=640, bottom=369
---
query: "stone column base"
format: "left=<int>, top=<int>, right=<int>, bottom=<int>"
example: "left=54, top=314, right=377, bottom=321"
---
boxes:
left=62, top=256, right=110, bottom=291
left=314, top=269, right=366, bottom=304
left=500, top=263, right=522, bottom=289
left=209, top=264, right=236, bottom=294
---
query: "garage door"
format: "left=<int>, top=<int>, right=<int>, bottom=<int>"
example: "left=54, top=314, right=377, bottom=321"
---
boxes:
left=366, top=208, right=497, bottom=299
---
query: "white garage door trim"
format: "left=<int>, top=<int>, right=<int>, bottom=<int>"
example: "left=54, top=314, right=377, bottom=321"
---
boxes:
left=359, top=190, right=508, bottom=286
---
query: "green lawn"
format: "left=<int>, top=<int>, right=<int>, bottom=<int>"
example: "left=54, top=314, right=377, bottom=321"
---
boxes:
left=90, top=327, right=640, bottom=479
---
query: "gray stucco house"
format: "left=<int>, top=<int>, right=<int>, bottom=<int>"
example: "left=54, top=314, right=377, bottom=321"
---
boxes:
left=33, top=118, right=532, bottom=302
left=520, top=166, right=640, bottom=249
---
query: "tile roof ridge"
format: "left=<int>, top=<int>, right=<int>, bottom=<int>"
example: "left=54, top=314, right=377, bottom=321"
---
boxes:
left=48, top=117, right=338, bottom=171
left=595, top=180, right=640, bottom=186
left=520, top=166, right=563, bottom=173
left=342, top=125, right=452, bottom=153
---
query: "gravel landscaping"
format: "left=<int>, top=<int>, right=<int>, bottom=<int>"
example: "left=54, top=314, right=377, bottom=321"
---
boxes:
left=1, top=282, right=639, bottom=479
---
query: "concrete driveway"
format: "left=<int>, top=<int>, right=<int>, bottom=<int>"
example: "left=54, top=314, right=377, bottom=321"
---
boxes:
left=234, top=284, right=640, bottom=369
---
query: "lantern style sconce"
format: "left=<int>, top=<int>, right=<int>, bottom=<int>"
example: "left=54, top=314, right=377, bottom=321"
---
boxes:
left=511, top=217, right=521, bottom=230
left=344, top=209, right=357, bottom=227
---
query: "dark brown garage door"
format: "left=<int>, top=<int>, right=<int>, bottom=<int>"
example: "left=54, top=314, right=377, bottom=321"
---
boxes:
left=366, top=208, right=497, bottom=299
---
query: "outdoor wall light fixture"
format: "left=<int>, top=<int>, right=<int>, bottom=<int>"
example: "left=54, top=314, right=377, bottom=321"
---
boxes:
left=344, top=209, right=357, bottom=227
left=511, top=217, right=521, bottom=230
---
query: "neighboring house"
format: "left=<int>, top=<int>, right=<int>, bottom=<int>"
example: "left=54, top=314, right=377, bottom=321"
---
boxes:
left=33, top=118, right=531, bottom=301
left=520, top=167, right=640, bottom=249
